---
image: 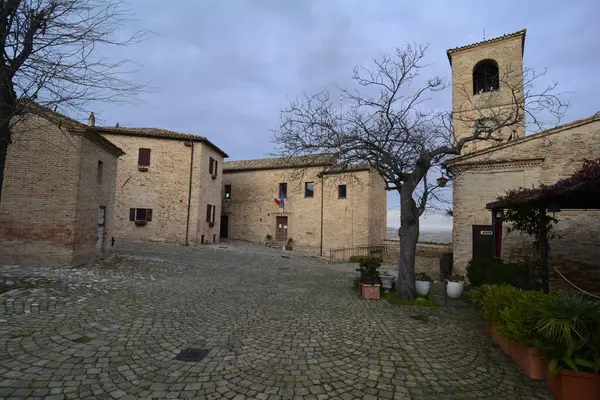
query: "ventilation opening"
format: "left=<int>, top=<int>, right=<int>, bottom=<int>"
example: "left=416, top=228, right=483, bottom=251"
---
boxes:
left=213, top=234, right=216, bottom=243
left=201, top=235, right=204, bottom=244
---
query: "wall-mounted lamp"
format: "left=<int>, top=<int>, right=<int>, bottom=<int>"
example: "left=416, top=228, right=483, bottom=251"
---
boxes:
left=437, top=176, right=449, bottom=187
left=495, top=209, right=505, bottom=219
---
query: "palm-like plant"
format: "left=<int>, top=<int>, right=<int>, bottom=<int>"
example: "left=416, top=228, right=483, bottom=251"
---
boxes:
left=534, top=292, right=600, bottom=374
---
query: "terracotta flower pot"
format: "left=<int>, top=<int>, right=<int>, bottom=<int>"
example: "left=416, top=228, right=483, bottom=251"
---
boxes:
left=509, top=341, right=548, bottom=380
left=547, top=369, right=600, bottom=400
left=490, top=325, right=511, bottom=356
left=360, top=283, right=381, bottom=300
left=485, top=320, right=493, bottom=336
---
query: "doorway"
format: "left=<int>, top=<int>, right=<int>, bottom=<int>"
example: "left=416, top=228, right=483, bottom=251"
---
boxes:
left=472, top=225, right=494, bottom=260
left=220, top=215, right=229, bottom=239
left=97, top=207, right=106, bottom=249
left=275, top=216, right=288, bottom=242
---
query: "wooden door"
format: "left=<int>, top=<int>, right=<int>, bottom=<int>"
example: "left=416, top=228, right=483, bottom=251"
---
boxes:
left=472, top=225, right=494, bottom=260
left=220, top=215, right=229, bottom=239
left=275, top=216, right=288, bottom=242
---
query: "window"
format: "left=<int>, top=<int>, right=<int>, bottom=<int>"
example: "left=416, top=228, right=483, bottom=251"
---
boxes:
left=129, top=208, right=153, bottom=221
left=279, top=182, right=287, bottom=199
left=304, top=182, right=314, bottom=198
left=224, top=184, right=232, bottom=199
left=138, top=148, right=151, bottom=166
left=473, top=59, right=499, bottom=95
left=209, top=157, right=218, bottom=176
left=338, top=184, right=347, bottom=199
left=206, top=204, right=216, bottom=223
left=97, top=160, right=103, bottom=185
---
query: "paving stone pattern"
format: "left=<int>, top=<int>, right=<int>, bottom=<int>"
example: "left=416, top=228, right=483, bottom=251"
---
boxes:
left=0, top=241, right=552, bottom=399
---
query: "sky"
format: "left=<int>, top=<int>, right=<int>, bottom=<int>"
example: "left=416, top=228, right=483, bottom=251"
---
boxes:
left=88, top=0, right=600, bottom=231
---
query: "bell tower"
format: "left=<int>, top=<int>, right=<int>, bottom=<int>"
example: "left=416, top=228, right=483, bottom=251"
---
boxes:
left=447, top=30, right=526, bottom=154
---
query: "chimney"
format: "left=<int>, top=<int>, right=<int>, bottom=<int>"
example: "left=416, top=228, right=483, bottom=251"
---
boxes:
left=115, top=122, right=120, bottom=128
left=88, top=112, right=95, bottom=127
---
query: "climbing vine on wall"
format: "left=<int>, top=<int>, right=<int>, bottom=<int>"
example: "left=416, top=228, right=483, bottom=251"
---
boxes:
left=503, top=206, right=559, bottom=251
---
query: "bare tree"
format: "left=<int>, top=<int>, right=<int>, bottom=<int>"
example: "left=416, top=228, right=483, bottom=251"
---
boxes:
left=0, top=0, right=146, bottom=202
left=274, top=43, right=568, bottom=299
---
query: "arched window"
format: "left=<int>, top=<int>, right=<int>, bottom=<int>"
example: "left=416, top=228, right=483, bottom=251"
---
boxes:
left=473, top=60, right=499, bottom=95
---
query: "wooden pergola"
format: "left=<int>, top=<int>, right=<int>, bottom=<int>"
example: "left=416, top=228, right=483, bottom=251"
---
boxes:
left=485, top=159, right=600, bottom=293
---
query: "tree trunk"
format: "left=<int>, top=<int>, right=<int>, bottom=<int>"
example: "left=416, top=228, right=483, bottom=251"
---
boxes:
left=0, top=117, right=11, bottom=204
left=396, top=189, right=420, bottom=299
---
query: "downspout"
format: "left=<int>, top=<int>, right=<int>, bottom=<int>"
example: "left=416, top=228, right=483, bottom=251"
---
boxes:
left=320, top=174, right=324, bottom=256
left=185, top=141, right=194, bottom=245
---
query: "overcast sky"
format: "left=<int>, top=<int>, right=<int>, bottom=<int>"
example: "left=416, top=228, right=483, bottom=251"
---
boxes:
left=89, top=0, right=600, bottom=231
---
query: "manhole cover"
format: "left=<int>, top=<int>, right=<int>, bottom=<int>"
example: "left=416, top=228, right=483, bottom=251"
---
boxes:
left=174, top=348, right=210, bottom=362
left=281, top=255, right=290, bottom=259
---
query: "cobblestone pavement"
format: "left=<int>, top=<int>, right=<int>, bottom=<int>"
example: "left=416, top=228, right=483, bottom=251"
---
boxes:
left=0, top=241, right=551, bottom=399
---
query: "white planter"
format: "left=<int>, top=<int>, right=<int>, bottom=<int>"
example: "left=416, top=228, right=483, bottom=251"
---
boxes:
left=380, top=275, right=394, bottom=292
left=446, top=281, right=464, bottom=298
left=415, top=280, right=431, bottom=296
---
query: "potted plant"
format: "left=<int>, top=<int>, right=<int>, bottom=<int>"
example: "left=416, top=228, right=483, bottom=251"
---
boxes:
left=285, top=238, right=293, bottom=250
left=534, top=293, right=600, bottom=400
left=498, top=289, right=549, bottom=380
left=353, top=256, right=382, bottom=300
left=379, top=271, right=394, bottom=292
left=446, top=274, right=465, bottom=298
left=415, top=272, right=433, bottom=296
left=480, top=285, right=518, bottom=355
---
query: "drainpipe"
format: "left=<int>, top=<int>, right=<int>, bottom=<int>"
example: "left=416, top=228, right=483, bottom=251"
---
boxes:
left=320, top=174, right=324, bottom=256
left=185, top=141, right=194, bottom=245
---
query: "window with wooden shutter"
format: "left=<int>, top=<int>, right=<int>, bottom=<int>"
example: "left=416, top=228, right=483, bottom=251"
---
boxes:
left=214, top=160, right=218, bottom=176
left=304, top=182, right=314, bottom=198
left=138, top=148, right=151, bottom=166
left=224, top=184, right=232, bottom=199
left=206, top=204, right=211, bottom=222
left=129, top=208, right=135, bottom=221
left=212, top=204, right=216, bottom=222
left=338, top=184, right=347, bottom=199
left=146, top=209, right=153, bottom=221
left=209, top=157, right=214, bottom=174
left=97, top=161, right=103, bottom=184
left=131, top=208, right=153, bottom=222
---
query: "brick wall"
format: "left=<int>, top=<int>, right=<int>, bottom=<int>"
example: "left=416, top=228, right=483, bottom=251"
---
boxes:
left=449, top=117, right=600, bottom=293
left=450, top=34, right=525, bottom=154
left=71, top=134, right=119, bottom=265
left=0, top=114, right=120, bottom=266
left=222, top=166, right=386, bottom=255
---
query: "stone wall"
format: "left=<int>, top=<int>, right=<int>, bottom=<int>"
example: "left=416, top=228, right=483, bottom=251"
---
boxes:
left=381, top=240, right=452, bottom=279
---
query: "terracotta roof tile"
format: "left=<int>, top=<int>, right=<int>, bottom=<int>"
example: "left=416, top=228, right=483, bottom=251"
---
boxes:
left=446, top=29, right=526, bottom=64
left=224, top=154, right=336, bottom=172
left=95, top=126, right=228, bottom=157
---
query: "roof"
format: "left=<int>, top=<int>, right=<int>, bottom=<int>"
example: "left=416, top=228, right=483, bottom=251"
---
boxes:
left=486, top=158, right=600, bottom=210
left=446, top=29, right=526, bottom=65
left=446, top=111, right=600, bottom=168
left=224, top=154, right=336, bottom=172
left=18, top=102, right=125, bottom=157
left=95, top=126, right=228, bottom=157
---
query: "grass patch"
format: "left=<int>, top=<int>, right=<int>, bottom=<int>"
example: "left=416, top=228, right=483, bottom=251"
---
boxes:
left=72, top=336, right=93, bottom=343
left=381, top=291, right=441, bottom=307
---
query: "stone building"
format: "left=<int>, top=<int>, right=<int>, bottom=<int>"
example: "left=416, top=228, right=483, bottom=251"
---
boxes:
left=446, top=29, right=600, bottom=292
left=99, top=127, right=228, bottom=246
left=0, top=110, right=124, bottom=266
left=222, top=155, right=387, bottom=256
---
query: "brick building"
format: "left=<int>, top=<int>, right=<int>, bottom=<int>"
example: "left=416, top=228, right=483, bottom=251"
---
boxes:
left=99, top=127, right=228, bottom=246
left=222, top=155, right=387, bottom=256
left=0, top=110, right=124, bottom=266
left=446, top=29, right=600, bottom=292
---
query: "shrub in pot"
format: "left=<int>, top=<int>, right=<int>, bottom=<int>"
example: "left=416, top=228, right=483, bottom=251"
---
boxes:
left=466, top=285, right=497, bottom=335
left=498, top=289, right=549, bottom=380
left=354, top=256, right=383, bottom=300
left=415, top=272, right=433, bottom=296
left=467, top=257, right=532, bottom=287
left=480, top=285, right=520, bottom=354
left=533, top=292, right=600, bottom=400
left=446, top=274, right=465, bottom=298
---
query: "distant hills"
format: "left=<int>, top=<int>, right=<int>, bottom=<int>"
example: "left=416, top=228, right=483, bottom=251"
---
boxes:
left=386, top=227, right=452, bottom=243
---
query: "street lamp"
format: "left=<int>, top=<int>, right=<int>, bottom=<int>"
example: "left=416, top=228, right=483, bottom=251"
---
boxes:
left=437, top=176, right=449, bottom=187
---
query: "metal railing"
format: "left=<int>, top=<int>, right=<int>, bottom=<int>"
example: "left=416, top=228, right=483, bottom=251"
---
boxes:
left=329, top=244, right=389, bottom=261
